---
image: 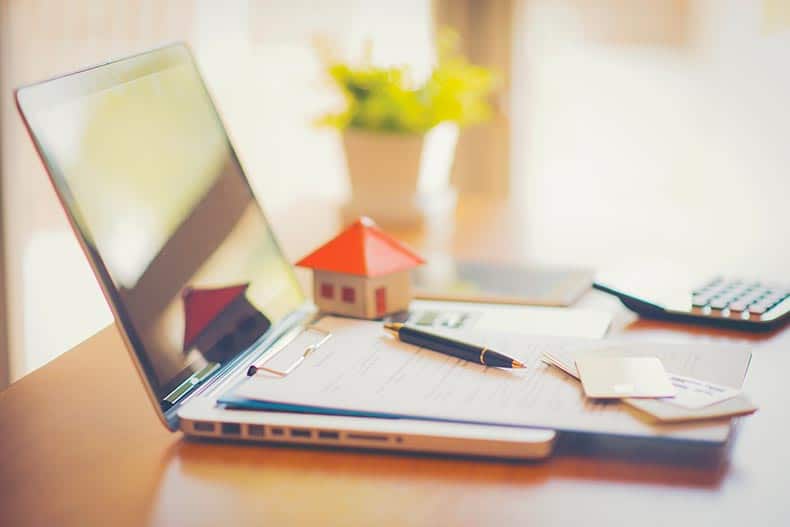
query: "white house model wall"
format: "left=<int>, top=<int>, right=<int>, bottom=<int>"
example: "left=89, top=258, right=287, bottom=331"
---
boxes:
left=312, top=270, right=412, bottom=319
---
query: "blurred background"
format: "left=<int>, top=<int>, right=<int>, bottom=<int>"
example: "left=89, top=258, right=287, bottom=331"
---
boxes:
left=1, top=0, right=789, bottom=387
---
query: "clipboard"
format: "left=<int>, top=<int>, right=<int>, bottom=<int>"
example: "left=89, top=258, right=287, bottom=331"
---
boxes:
left=245, top=326, right=332, bottom=378
left=220, top=316, right=752, bottom=444
left=225, top=323, right=412, bottom=420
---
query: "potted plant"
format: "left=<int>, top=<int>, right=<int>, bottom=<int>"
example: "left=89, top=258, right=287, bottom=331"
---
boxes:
left=319, top=31, right=497, bottom=227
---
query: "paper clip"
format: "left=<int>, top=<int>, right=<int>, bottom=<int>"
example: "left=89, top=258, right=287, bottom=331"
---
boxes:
left=246, top=326, right=332, bottom=377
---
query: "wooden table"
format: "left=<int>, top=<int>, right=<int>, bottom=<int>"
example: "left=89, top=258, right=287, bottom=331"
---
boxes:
left=2, top=197, right=789, bottom=527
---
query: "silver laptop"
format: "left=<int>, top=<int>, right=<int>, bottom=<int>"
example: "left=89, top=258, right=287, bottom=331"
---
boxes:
left=16, top=43, right=556, bottom=459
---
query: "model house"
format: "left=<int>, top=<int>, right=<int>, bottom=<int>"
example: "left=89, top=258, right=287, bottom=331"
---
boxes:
left=296, top=217, right=425, bottom=319
left=182, top=283, right=271, bottom=362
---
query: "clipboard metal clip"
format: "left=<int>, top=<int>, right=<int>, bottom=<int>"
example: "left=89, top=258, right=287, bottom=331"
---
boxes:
left=246, top=326, right=332, bottom=378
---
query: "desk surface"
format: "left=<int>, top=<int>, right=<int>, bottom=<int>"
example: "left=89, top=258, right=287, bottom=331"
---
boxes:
left=2, top=197, right=790, bottom=527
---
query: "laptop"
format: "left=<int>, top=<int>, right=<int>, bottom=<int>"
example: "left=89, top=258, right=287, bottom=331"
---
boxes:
left=15, top=43, right=562, bottom=459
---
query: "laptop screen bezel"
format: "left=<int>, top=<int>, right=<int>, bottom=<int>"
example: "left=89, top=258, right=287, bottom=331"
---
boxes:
left=15, top=43, right=310, bottom=430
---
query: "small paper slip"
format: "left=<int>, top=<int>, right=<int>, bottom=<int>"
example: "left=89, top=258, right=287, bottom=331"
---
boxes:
left=661, top=374, right=741, bottom=409
left=574, top=356, right=675, bottom=399
left=627, top=392, right=758, bottom=422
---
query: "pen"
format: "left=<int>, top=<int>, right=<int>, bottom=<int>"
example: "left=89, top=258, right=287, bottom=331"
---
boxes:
left=383, top=323, right=526, bottom=369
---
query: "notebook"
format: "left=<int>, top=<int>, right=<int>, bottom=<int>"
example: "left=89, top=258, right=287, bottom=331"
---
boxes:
left=221, top=317, right=752, bottom=443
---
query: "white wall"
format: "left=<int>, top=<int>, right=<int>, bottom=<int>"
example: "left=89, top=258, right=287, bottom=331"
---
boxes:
left=516, top=0, right=790, bottom=280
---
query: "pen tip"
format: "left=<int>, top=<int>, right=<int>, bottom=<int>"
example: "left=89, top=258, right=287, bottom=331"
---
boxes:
left=383, top=322, right=402, bottom=335
left=511, top=360, right=526, bottom=369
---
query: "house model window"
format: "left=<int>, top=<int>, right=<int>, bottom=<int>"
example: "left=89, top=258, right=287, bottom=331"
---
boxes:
left=295, top=217, right=425, bottom=319
left=342, top=287, right=356, bottom=303
left=320, top=283, right=334, bottom=299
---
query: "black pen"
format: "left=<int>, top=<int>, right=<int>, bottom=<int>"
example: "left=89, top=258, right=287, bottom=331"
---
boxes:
left=383, top=323, right=526, bottom=369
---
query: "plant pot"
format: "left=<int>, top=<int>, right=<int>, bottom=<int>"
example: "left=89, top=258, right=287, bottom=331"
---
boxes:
left=341, top=122, right=459, bottom=228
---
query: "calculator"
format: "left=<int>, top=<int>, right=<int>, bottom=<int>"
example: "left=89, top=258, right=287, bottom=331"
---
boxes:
left=593, top=276, right=790, bottom=332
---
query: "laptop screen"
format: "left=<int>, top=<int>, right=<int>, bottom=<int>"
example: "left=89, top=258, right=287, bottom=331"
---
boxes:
left=17, top=45, right=305, bottom=410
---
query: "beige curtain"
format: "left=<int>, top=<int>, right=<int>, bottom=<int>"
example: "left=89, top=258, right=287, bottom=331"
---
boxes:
left=434, top=0, right=514, bottom=196
left=0, top=2, right=8, bottom=389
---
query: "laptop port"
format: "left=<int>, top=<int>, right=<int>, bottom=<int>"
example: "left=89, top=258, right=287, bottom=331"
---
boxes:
left=317, top=430, right=340, bottom=440
left=193, top=421, right=215, bottom=433
left=270, top=427, right=284, bottom=437
left=247, top=424, right=265, bottom=437
left=289, top=428, right=311, bottom=438
left=221, top=422, right=241, bottom=435
left=347, top=433, right=388, bottom=442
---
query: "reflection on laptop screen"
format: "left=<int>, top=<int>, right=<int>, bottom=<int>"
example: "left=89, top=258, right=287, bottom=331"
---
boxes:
left=18, top=46, right=305, bottom=408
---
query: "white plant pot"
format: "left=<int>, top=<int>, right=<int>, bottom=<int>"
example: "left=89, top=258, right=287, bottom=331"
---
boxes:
left=341, top=122, right=459, bottom=228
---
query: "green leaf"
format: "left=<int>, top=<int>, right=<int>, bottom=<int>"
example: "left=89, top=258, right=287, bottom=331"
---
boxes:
left=317, top=27, right=497, bottom=134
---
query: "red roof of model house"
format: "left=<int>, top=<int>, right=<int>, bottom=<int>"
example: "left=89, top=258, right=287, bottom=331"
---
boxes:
left=295, top=217, right=425, bottom=277
left=182, top=283, right=249, bottom=350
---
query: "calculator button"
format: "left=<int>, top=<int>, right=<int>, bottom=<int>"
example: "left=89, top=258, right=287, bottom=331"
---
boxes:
left=415, top=311, right=439, bottom=326
left=692, top=295, right=710, bottom=307
left=729, top=285, right=751, bottom=298
left=738, top=292, right=762, bottom=306
left=709, top=298, right=730, bottom=310
left=693, top=278, right=722, bottom=294
left=748, top=304, right=769, bottom=315
left=764, top=293, right=787, bottom=307
left=760, top=302, right=777, bottom=312
left=439, top=313, right=465, bottom=329
left=729, top=301, right=749, bottom=312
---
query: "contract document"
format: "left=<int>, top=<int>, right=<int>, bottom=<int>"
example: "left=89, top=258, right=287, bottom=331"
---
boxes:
left=223, top=317, right=752, bottom=443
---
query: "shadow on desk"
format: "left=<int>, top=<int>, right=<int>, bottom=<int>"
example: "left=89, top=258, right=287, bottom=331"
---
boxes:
left=554, top=429, right=732, bottom=484
left=624, top=317, right=784, bottom=344
left=172, top=427, right=730, bottom=490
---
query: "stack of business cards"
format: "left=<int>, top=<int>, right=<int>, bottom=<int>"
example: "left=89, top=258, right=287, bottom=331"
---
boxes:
left=541, top=351, right=579, bottom=378
left=541, top=351, right=758, bottom=422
